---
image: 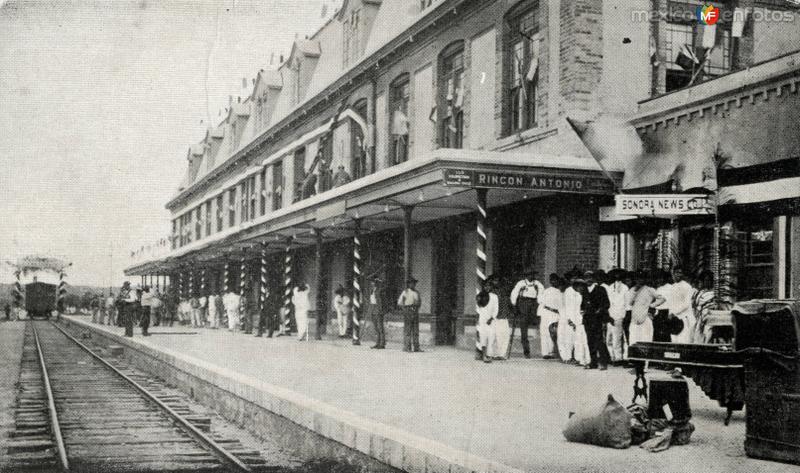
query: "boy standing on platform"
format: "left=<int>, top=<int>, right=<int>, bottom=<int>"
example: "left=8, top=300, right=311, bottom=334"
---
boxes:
left=398, top=277, right=421, bottom=352
left=606, top=269, right=629, bottom=364
left=537, top=273, right=563, bottom=359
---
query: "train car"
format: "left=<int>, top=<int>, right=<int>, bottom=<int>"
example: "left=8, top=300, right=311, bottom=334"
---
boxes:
left=7, top=255, right=71, bottom=319
left=25, top=281, right=57, bottom=319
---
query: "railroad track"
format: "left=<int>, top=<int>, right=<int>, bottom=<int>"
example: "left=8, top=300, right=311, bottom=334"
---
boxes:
left=4, top=320, right=268, bottom=472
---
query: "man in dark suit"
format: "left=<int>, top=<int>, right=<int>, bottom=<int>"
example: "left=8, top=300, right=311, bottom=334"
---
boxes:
left=368, top=277, right=385, bottom=349
left=583, top=271, right=611, bottom=370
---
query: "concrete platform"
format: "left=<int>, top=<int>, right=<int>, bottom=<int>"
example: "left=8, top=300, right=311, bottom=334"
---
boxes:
left=63, top=316, right=794, bottom=473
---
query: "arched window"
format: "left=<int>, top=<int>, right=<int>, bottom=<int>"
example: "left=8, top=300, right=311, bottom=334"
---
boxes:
left=438, top=41, right=465, bottom=149
left=504, top=1, right=540, bottom=135
left=351, top=98, right=368, bottom=179
left=389, top=74, right=411, bottom=164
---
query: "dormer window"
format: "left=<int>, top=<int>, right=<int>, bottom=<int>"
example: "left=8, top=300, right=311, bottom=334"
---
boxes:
left=342, top=8, right=362, bottom=67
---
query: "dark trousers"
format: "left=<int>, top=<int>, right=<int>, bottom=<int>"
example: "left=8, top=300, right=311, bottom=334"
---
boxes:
left=517, top=298, right=539, bottom=356
left=623, top=310, right=632, bottom=345
left=371, top=306, right=385, bottom=347
left=403, top=307, right=419, bottom=351
left=315, top=309, right=326, bottom=340
left=256, top=308, right=267, bottom=336
left=585, top=321, right=610, bottom=367
left=653, top=310, right=671, bottom=342
left=139, top=308, right=150, bottom=336
left=123, top=303, right=135, bottom=337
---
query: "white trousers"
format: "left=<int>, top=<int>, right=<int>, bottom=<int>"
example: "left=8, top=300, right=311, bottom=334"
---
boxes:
left=540, top=313, right=558, bottom=358
left=336, top=309, right=347, bottom=336
left=226, top=308, right=239, bottom=331
left=557, top=318, right=575, bottom=361
left=629, top=317, right=653, bottom=347
left=573, top=325, right=590, bottom=366
left=191, top=308, right=204, bottom=327
left=477, top=322, right=496, bottom=356
left=208, top=307, right=218, bottom=328
left=295, top=309, right=309, bottom=340
left=492, top=319, right=511, bottom=359
left=671, top=313, right=696, bottom=344
left=606, top=319, right=625, bottom=361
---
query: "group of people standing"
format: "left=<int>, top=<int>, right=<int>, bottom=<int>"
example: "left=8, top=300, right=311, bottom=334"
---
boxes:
left=474, top=267, right=716, bottom=369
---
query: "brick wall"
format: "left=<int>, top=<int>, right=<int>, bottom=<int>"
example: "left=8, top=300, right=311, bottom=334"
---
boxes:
left=559, top=0, right=603, bottom=114
left=556, top=196, right=600, bottom=273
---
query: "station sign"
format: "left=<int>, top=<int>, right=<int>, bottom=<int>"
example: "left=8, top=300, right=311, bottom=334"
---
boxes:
left=615, top=194, right=714, bottom=216
left=442, top=168, right=615, bottom=194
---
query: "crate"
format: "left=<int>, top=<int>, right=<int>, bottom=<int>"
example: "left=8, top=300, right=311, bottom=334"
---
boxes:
left=734, top=300, right=800, bottom=465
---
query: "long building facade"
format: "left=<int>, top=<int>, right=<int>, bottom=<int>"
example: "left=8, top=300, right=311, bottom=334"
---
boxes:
left=127, top=0, right=800, bottom=349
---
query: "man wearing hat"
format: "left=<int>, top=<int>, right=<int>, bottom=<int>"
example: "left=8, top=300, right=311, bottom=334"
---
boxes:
left=368, top=276, right=386, bottom=349
left=117, top=281, right=139, bottom=338
left=583, top=270, right=611, bottom=370
left=510, top=268, right=545, bottom=358
left=397, top=276, right=422, bottom=352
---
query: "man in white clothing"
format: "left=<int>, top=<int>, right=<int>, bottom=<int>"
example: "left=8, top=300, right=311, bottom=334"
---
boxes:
left=475, top=281, right=498, bottom=362
left=537, top=273, right=563, bottom=359
left=670, top=268, right=696, bottom=344
left=565, top=277, right=590, bottom=366
left=333, top=285, right=347, bottom=337
left=208, top=294, right=219, bottom=329
left=292, top=283, right=311, bottom=341
left=222, top=291, right=241, bottom=331
left=605, top=269, right=629, bottom=364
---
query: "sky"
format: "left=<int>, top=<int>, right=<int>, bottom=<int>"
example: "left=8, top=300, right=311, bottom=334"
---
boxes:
left=0, top=0, right=339, bottom=286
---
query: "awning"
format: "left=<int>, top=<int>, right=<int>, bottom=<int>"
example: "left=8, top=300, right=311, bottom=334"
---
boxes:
left=126, top=148, right=620, bottom=275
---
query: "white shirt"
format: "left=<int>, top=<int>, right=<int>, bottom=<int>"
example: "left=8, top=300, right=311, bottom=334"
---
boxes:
left=537, top=287, right=563, bottom=317
left=292, top=287, right=310, bottom=312
left=655, top=284, right=673, bottom=311
left=397, top=289, right=420, bottom=307
left=476, top=293, right=498, bottom=326
left=510, top=279, right=545, bottom=305
left=222, top=292, right=241, bottom=311
left=671, top=280, right=694, bottom=318
left=124, top=289, right=138, bottom=303
left=606, top=282, right=629, bottom=321
left=563, top=287, right=583, bottom=325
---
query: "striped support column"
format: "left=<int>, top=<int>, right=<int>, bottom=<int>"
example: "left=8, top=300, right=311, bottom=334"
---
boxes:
left=200, top=268, right=206, bottom=296
left=259, top=242, right=268, bottom=334
left=223, top=260, right=230, bottom=293
left=476, top=188, right=488, bottom=294
left=13, top=272, right=23, bottom=309
left=57, top=272, right=67, bottom=309
left=239, top=255, right=247, bottom=330
left=352, top=220, right=362, bottom=342
left=283, top=239, right=293, bottom=334
left=179, top=271, right=185, bottom=298
left=189, top=268, right=195, bottom=298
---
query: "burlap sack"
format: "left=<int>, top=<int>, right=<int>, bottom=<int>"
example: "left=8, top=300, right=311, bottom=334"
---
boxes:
left=563, top=394, right=633, bottom=449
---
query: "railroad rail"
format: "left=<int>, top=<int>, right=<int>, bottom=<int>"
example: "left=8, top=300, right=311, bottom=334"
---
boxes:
left=4, top=320, right=264, bottom=472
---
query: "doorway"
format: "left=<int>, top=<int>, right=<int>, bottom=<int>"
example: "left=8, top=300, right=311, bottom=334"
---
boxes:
left=434, top=224, right=460, bottom=345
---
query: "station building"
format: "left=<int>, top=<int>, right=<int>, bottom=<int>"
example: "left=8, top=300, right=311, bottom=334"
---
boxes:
left=127, top=0, right=800, bottom=349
